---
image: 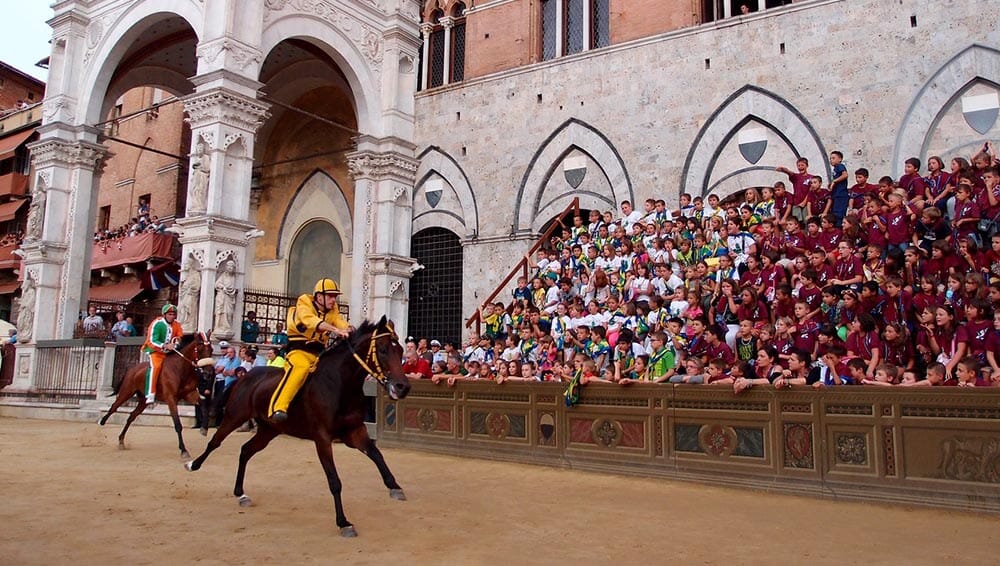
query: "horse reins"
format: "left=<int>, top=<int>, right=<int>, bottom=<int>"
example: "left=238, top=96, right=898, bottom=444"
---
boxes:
left=346, top=330, right=396, bottom=383
left=169, top=340, right=210, bottom=368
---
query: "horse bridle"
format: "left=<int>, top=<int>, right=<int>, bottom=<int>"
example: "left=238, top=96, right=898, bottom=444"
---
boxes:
left=347, top=329, right=397, bottom=384
left=169, top=335, right=213, bottom=369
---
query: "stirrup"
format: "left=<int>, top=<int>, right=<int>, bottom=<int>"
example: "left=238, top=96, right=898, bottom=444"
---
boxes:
left=269, top=410, right=288, bottom=423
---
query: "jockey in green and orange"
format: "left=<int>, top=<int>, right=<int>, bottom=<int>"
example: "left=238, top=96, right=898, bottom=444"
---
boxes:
left=142, top=303, right=184, bottom=404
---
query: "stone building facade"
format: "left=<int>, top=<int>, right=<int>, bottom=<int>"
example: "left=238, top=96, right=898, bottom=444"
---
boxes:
left=12, top=0, right=422, bottom=388
left=412, top=0, right=1000, bottom=338
left=9, top=0, right=1000, bottom=381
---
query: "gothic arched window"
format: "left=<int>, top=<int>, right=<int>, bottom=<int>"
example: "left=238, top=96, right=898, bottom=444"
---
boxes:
left=541, top=0, right=610, bottom=60
left=451, top=2, right=467, bottom=83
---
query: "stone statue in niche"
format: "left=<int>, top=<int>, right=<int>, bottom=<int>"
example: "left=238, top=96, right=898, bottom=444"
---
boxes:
left=17, top=271, right=36, bottom=343
left=188, top=142, right=210, bottom=214
left=213, top=259, right=237, bottom=336
left=177, top=254, right=202, bottom=331
left=25, top=186, right=45, bottom=241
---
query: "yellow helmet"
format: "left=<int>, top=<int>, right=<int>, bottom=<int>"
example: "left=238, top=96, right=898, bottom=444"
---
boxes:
left=313, top=278, right=341, bottom=295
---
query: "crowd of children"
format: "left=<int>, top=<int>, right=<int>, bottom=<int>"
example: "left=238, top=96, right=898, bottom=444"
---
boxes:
left=419, top=145, right=1000, bottom=392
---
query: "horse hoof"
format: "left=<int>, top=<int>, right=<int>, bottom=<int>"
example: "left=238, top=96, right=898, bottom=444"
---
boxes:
left=340, top=526, right=357, bottom=538
left=200, top=428, right=208, bottom=437
left=181, top=451, right=190, bottom=459
left=238, top=495, right=253, bottom=507
left=389, top=489, right=407, bottom=501
left=117, top=442, right=126, bottom=451
left=184, top=461, right=196, bottom=472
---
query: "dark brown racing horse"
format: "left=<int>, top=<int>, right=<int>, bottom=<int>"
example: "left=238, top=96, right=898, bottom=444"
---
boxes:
left=99, top=332, right=216, bottom=458
left=184, top=316, right=411, bottom=537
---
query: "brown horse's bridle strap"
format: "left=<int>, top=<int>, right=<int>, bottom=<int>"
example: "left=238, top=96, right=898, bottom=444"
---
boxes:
left=350, top=331, right=395, bottom=383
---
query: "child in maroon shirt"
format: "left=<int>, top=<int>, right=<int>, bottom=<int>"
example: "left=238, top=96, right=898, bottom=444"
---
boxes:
left=883, top=191, right=913, bottom=250
left=797, top=269, right=823, bottom=317
left=952, top=184, right=981, bottom=244
left=848, top=168, right=879, bottom=212
left=777, top=158, right=814, bottom=213
left=898, top=157, right=928, bottom=205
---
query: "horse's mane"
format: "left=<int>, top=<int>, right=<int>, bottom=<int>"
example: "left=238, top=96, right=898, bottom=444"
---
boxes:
left=177, top=332, right=201, bottom=351
left=318, top=320, right=380, bottom=361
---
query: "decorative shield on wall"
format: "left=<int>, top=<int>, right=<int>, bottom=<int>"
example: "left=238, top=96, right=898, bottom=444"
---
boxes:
left=962, top=92, right=1000, bottom=135
left=563, top=155, right=588, bottom=189
left=738, top=127, right=768, bottom=164
left=424, top=178, right=443, bottom=208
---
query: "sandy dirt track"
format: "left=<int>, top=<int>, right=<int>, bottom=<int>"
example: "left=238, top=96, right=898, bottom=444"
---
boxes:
left=0, top=417, right=997, bottom=565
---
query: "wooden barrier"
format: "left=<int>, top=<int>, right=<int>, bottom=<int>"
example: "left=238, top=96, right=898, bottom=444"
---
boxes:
left=377, top=381, right=1000, bottom=513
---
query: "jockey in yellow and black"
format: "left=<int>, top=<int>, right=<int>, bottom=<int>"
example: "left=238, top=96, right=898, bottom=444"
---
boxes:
left=268, top=278, right=351, bottom=423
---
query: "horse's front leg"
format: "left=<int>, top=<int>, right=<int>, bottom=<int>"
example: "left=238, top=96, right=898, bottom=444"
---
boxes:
left=314, top=437, right=355, bottom=537
left=344, top=426, right=405, bottom=500
left=165, top=399, right=188, bottom=458
left=231, top=424, right=279, bottom=507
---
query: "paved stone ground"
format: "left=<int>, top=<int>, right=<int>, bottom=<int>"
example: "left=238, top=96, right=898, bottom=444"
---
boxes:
left=1, top=417, right=997, bottom=565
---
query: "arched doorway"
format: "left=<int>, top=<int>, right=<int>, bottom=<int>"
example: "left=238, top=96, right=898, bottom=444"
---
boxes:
left=408, top=228, right=463, bottom=346
left=287, top=221, right=343, bottom=297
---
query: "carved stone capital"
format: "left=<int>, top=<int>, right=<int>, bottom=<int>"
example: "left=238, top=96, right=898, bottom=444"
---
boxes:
left=439, top=16, right=455, bottom=29
left=183, top=90, right=271, bottom=133
left=196, top=38, right=264, bottom=71
left=347, top=150, right=418, bottom=183
left=27, top=138, right=109, bottom=172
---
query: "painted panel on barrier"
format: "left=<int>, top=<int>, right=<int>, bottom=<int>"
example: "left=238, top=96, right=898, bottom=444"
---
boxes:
left=469, top=411, right=527, bottom=440
left=903, top=429, right=1000, bottom=484
left=783, top=423, right=814, bottom=469
left=675, top=424, right=765, bottom=459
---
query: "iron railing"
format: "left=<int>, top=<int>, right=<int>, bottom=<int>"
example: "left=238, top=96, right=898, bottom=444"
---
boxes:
left=30, top=339, right=105, bottom=403
left=242, top=288, right=349, bottom=344
left=112, top=336, right=145, bottom=393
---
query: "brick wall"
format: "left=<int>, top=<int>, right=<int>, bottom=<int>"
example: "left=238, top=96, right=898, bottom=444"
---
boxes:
left=465, top=0, right=535, bottom=78
left=609, top=0, right=697, bottom=44
left=0, top=67, right=44, bottom=114
left=96, top=87, right=188, bottom=232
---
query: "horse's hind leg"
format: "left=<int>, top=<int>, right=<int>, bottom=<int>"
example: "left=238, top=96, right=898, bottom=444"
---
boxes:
left=314, top=437, right=356, bottom=537
left=344, top=426, right=405, bottom=500
left=99, top=379, right=138, bottom=426
left=231, top=425, right=280, bottom=507
left=117, top=395, right=147, bottom=450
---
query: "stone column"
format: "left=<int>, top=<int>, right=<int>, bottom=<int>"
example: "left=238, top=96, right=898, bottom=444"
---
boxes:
left=440, top=16, right=454, bottom=86
left=555, top=0, right=565, bottom=58
left=22, top=135, right=108, bottom=342
left=347, top=136, right=419, bottom=337
left=175, top=82, right=269, bottom=339
left=420, top=23, right=433, bottom=91
left=724, top=0, right=733, bottom=19
left=583, top=1, right=592, bottom=51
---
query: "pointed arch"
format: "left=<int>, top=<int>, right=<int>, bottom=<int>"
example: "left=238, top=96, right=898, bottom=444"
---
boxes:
left=278, top=170, right=354, bottom=259
left=413, top=146, right=479, bottom=237
left=514, top=118, right=633, bottom=233
left=893, top=44, right=1000, bottom=177
left=287, top=220, right=344, bottom=297
left=681, top=85, right=828, bottom=198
